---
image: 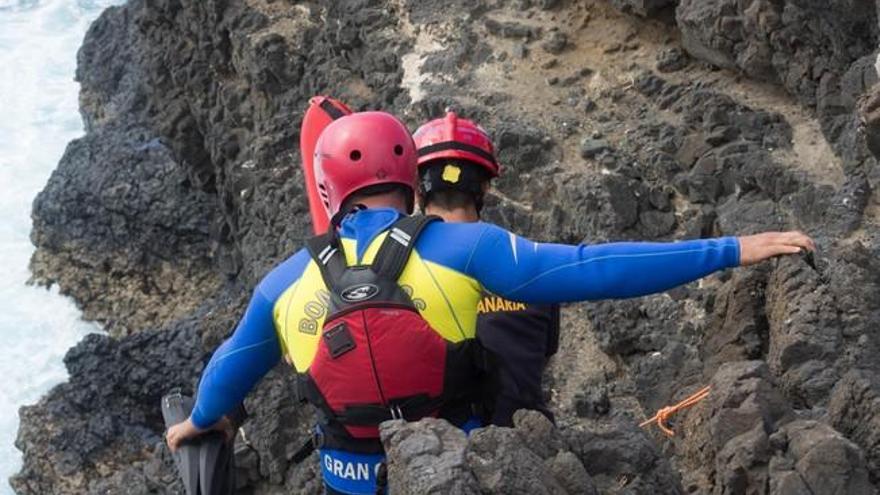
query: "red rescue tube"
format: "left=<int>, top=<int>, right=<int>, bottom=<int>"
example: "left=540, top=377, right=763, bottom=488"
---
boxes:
left=300, top=96, right=353, bottom=234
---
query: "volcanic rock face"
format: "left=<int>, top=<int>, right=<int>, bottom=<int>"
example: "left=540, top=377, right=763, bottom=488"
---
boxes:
left=676, top=0, right=878, bottom=108
left=16, top=0, right=880, bottom=493
left=379, top=411, right=669, bottom=495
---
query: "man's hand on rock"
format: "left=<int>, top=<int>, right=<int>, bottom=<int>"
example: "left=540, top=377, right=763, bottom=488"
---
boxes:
left=738, top=231, right=815, bottom=266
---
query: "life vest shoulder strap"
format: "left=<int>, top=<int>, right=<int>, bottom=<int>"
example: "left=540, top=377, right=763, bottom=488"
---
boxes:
left=370, top=215, right=441, bottom=281
left=305, top=230, right=348, bottom=291
left=305, top=214, right=440, bottom=289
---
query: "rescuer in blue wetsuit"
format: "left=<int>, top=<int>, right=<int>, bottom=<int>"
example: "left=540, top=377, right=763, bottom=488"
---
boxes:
left=166, top=111, right=814, bottom=495
left=413, top=111, right=560, bottom=427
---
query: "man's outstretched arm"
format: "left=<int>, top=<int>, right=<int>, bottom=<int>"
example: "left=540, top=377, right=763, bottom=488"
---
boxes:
left=466, top=224, right=813, bottom=304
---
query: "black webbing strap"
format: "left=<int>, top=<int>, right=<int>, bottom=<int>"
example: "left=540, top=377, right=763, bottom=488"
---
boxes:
left=335, top=394, right=446, bottom=425
left=306, top=231, right=348, bottom=292
left=374, top=463, right=388, bottom=495
left=417, top=141, right=498, bottom=168
left=319, top=98, right=347, bottom=120
left=370, top=215, right=440, bottom=281
left=291, top=437, right=316, bottom=464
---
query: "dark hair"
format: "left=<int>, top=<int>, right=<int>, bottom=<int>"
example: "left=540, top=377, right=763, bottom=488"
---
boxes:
left=420, top=188, right=479, bottom=211
left=343, top=183, right=414, bottom=214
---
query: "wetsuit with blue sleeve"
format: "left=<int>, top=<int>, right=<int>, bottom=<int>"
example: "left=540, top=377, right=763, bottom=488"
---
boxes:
left=190, top=207, right=740, bottom=493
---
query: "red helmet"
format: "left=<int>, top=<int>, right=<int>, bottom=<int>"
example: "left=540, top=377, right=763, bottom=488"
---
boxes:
left=413, top=111, right=500, bottom=176
left=314, top=111, right=418, bottom=216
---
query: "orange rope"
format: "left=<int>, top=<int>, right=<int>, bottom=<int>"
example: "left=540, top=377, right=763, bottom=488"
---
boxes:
left=639, top=385, right=710, bottom=437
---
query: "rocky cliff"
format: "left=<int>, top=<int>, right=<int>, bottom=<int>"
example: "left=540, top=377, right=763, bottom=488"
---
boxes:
left=14, top=0, right=880, bottom=493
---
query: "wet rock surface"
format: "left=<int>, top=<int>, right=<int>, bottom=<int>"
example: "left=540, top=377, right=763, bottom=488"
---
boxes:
left=17, top=0, right=880, bottom=493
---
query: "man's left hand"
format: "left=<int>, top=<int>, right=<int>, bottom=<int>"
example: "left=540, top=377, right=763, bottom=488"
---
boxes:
left=166, top=417, right=206, bottom=452
left=738, top=231, right=816, bottom=266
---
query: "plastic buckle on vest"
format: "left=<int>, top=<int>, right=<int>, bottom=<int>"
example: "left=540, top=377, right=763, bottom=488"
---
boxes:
left=389, top=405, right=404, bottom=421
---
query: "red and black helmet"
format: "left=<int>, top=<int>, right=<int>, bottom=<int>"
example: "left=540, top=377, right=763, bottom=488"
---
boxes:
left=413, top=111, right=501, bottom=176
left=314, top=111, right=418, bottom=216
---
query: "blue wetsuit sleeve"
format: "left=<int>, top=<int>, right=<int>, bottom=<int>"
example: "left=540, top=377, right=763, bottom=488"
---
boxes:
left=464, top=224, right=740, bottom=304
left=191, top=286, right=282, bottom=429
left=189, top=249, right=310, bottom=428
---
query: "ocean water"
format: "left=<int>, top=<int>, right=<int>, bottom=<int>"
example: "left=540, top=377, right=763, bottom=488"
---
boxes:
left=0, top=0, right=123, bottom=490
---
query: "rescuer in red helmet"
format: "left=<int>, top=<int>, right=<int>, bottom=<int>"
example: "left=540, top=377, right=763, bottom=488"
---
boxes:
left=167, top=110, right=815, bottom=495
left=414, top=111, right=559, bottom=426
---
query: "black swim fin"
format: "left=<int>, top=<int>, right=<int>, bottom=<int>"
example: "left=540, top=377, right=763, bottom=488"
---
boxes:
left=199, top=429, right=234, bottom=495
left=161, top=390, right=236, bottom=495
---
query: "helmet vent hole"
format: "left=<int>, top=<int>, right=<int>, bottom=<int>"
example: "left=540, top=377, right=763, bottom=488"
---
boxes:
left=393, top=145, right=404, bottom=156
left=350, top=150, right=362, bottom=161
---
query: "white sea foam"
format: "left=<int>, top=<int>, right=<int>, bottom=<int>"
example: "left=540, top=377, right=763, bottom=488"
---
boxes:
left=0, top=0, right=123, bottom=490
